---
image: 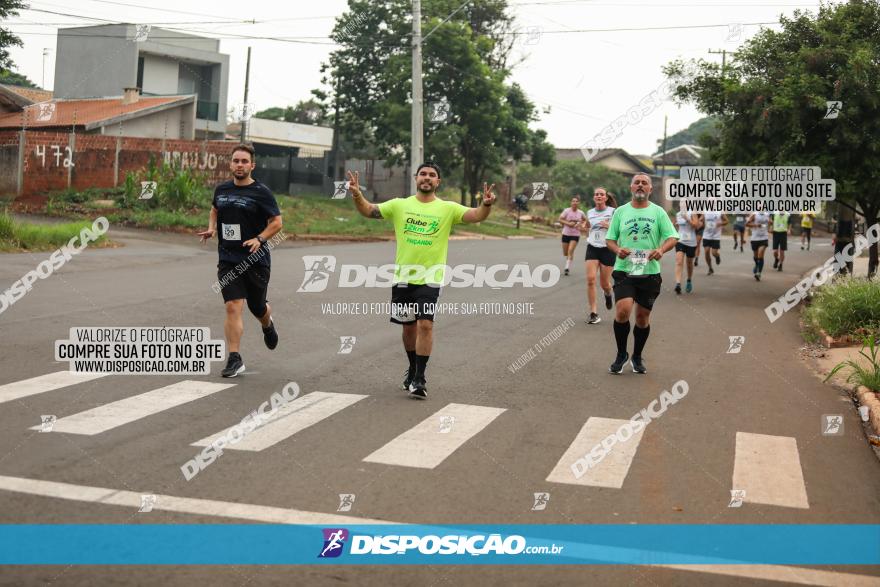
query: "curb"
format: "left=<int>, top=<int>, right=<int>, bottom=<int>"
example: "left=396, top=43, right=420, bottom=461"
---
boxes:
left=855, top=385, right=880, bottom=445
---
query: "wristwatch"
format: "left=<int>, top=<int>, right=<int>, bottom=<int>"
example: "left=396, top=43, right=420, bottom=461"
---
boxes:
left=256, top=236, right=266, bottom=245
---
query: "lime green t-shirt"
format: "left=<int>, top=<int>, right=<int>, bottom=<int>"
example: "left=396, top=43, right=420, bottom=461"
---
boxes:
left=605, top=202, right=679, bottom=275
left=378, top=195, right=470, bottom=285
left=773, top=213, right=790, bottom=232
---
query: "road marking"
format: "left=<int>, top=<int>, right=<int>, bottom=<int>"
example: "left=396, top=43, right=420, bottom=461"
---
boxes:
left=658, top=565, right=880, bottom=586
left=28, top=380, right=235, bottom=435
left=546, top=417, right=644, bottom=488
left=0, top=371, right=108, bottom=405
left=0, top=475, right=395, bottom=524
left=363, top=403, right=506, bottom=469
left=732, top=432, right=809, bottom=509
left=191, top=391, right=367, bottom=452
left=0, top=476, right=876, bottom=585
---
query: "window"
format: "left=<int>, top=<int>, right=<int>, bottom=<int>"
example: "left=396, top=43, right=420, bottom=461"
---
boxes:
left=136, top=56, right=144, bottom=90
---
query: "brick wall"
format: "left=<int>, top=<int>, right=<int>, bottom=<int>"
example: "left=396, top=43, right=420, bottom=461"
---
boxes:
left=1, top=130, right=238, bottom=197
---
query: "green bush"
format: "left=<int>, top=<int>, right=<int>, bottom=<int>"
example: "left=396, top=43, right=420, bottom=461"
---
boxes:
left=804, top=277, right=880, bottom=338
left=825, top=334, right=880, bottom=391
left=120, top=157, right=212, bottom=212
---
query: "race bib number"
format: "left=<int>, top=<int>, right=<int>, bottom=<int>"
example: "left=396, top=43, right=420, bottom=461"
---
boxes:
left=629, top=249, right=649, bottom=276
left=391, top=302, right=416, bottom=323
left=589, top=229, right=605, bottom=247
left=222, top=223, right=241, bottom=241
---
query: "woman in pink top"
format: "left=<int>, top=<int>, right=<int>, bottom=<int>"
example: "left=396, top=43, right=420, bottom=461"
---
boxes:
left=559, top=196, right=587, bottom=276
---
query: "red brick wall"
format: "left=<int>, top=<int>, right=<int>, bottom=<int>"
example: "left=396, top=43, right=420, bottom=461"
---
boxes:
left=3, top=130, right=239, bottom=196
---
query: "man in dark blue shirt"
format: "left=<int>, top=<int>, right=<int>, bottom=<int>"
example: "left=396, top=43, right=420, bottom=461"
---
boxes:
left=198, top=144, right=283, bottom=377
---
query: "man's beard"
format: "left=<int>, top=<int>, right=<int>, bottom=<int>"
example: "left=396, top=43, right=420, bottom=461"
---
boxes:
left=417, top=182, right=434, bottom=194
left=633, top=191, right=648, bottom=201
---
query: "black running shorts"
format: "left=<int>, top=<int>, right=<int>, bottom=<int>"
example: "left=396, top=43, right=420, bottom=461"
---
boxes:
left=675, top=243, right=697, bottom=258
left=751, top=239, right=769, bottom=252
left=390, top=283, right=441, bottom=324
left=585, top=244, right=616, bottom=267
left=612, top=271, right=662, bottom=310
left=561, top=234, right=580, bottom=244
left=772, top=232, right=788, bottom=251
left=703, top=239, right=721, bottom=250
left=216, top=262, right=270, bottom=317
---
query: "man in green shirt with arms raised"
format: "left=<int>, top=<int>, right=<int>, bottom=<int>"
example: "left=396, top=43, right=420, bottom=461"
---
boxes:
left=606, top=173, right=679, bottom=374
left=347, top=162, right=496, bottom=399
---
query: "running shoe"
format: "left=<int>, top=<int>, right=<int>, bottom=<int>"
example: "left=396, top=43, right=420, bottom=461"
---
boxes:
left=694, top=257, right=699, bottom=266
left=408, top=378, right=427, bottom=399
left=221, top=353, right=245, bottom=378
left=605, top=292, right=613, bottom=310
left=773, top=257, right=779, bottom=269
left=586, top=312, right=601, bottom=324
left=402, top=368, right=414, bottom=391
left=733, top=242, right=738, bottom=250
left=609, top=352, right=629, bottom=374
left=777, top=264, right=783, bottom=271
left=630, top=356, right=647, bottom=374
left=564, top=268, right=569, bottom=276
left=714, top=253, right=721, bottom=265
left=707, top=267, right=714, bottom=276
left=262, top=319, right=278, bottom=350
left=800, top=245, right=804, bottom=250
left=755, top=272, right=761, bottom=281
left=675, top=283, right=682, bottom=295
left=740, top=245, right=744, bottom=252
left=686, top=280, right=693, bottom=293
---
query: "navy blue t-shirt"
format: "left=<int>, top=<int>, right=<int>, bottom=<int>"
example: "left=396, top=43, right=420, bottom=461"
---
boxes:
left=212, top=180, right=280, bottom=268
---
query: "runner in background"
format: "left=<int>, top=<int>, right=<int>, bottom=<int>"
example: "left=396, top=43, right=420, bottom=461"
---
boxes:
left=584, top=188, right=617, bottom=324
left=733, top=213, right=746, bottom=252
left=559, top=197, right=587, bottom=276
left=674, top=205, right=701, bottom=294
left=771, top=212, right=792, bottom=272
left=693, top=214, right=705, bottom=266
left=800, top=212, right=814, bottom=250
left=701, top=211, right=728, bottom=276
left=746, top=211, right=771, bottom=281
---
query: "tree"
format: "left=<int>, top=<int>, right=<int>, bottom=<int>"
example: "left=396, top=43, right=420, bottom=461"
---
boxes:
left=656, top=116, right=718, bottom=152
left=254, top=99, right=329, bottom=125
left=0, top=69, right=38, bottom=88
left=0, top=0, right=26, bottom=73
left=665, top=0, right=880, bottom=275
left=317, top=0, right=553, bottom=204
left=517, top=159, right=631, bottom=212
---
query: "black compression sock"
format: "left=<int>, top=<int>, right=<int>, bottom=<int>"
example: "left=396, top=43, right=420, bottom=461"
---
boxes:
left=415, top=354, right=430, bottom=379
left=406, top=350, right=416, bottom=373
left=632, top=325, right=650, bottom=358
left=613, top=320, right=630, bottom=355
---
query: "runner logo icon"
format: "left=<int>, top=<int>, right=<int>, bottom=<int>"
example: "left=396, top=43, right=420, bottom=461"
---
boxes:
left=298, top=255, right=337, bottom=293
left=319, top=528, right=349, bottom=558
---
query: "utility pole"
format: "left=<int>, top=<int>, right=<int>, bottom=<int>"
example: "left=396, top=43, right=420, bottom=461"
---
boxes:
left=708, top=49, right=727, bottom=77
left=330, top=77, right=341, bottom=185
left=661, top=115, right=668, bottom=177
left=240, top=46, right=252, bottom=143
left=410, top=0, right=424, bottom=195
left=42, top=48, right=51, bottom=89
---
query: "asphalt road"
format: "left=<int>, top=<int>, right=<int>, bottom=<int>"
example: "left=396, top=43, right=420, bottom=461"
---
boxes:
left=0, top=225, right=878, bottom=586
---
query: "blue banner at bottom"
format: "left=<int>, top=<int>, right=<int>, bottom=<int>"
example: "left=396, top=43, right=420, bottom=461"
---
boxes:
left=0, top=525, right=878, bottom=565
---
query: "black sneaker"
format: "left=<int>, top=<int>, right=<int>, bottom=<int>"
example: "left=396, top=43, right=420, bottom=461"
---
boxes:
left=564, top=268, right=570, bottom=276
left=586, top=312, right=601, bottom=324
left=262, top=319, right=278, bottom=350
left=777, top=264, right=783, bottom=272
left=609, top=352, right=629, bottom=374
left=631, top=356, right=647, bottom=374
left=408, top=378, right=427, bottom=399
left=707, top=267, right=714, bottom=276
left=221, top=353, right=245, bottom=378
left=402, top=369, right=414, bottom=391
left=674, top=283, right=682, bottom=295
left=694, top=257, right=699, bottom=267
left=605, top=292, right=613, bottom=310
left=714, top=254, right=721, bottom=265
left=773, top=257, right=779, bottom=269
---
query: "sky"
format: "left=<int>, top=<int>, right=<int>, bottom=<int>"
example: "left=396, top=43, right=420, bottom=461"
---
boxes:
left=6, top=0, right=827, bottom=157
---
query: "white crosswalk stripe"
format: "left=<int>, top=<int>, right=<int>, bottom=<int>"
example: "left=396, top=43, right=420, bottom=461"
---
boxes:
left=363, top=403, right=506, bottom=469
left=28, top=380, right=235, bottom=435
left=546, top=417, right=645, bottom=488
left=191, top=391, right=367, bottom=451
left=0, top=371, right=108, bottom=405
left=732, top=431, right=809, bottom=509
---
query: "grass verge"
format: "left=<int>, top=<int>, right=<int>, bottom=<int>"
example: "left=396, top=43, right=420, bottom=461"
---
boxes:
left=0, top=211, right=109, bottom=252
left=803, top=277, right=880, bottom=339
